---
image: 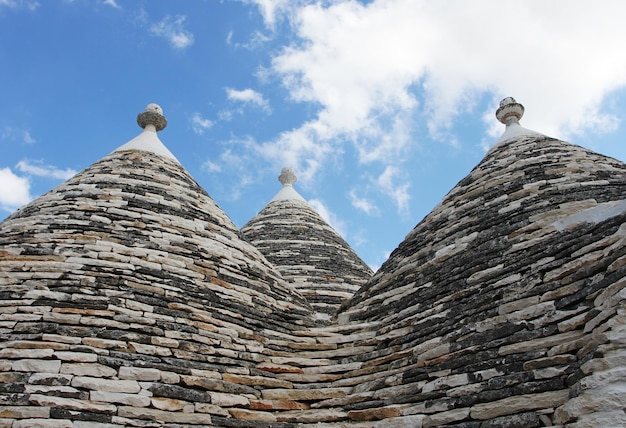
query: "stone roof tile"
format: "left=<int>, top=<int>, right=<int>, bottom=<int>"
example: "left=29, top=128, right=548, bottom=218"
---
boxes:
left=242, top=168, right=373, bottom=320
left=1, top=99, right=626, bottom=427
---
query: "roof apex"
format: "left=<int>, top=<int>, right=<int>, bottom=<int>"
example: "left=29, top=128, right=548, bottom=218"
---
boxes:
left=113, top=103, right=179, bottom=163
left=270, top=167, right=306, bottom=203
left=494, top=97, right=541, bottom=145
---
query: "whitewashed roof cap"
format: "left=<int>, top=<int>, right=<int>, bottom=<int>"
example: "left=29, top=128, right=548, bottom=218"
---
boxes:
left=113, top=103, right=179, bottom=163
left=270, top=167, right=306, bottom=202
left=494, top=97, right=541, bottom=145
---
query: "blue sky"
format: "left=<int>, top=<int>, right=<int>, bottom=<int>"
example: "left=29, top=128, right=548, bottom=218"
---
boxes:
left=1, top=0, right=626, bottom=270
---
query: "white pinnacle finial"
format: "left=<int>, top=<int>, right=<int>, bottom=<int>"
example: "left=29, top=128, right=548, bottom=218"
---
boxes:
left=496, top=97, right=524, bottom=126
left=137, top=103, right=167, bottom=131
left=270, top=167, right=305, bottom=202
left=279, top=167, right=297, bottom=186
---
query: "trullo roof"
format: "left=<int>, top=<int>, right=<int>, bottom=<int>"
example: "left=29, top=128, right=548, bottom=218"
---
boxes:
left=1, top=98, right=625, bottom=427
left=334, top=97, right=626, bottom=426
left=0, top=104, right=319, bottom=426
left=241, top=167, right=373, bottom=320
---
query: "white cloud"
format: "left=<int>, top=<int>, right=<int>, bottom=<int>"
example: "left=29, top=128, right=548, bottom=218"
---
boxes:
left=309, top=198, right=347, bottom=238
left=376, top=166, right=410, bottom=215
left=250, top=0, right=626, bottom=207
left=206, top=141, right=259, bottom=201
left=0, top=0, right=39, bottom=10
left=202, top=160, right=221, bottom=173
left=226, top=88, right=270, bottom=112
left=217, top=109, right=234, bottom=122
left=190, top=113, right=213, bottom=135
left=244, top=0, right=294, bottom=29
left=349, top=189, right=379, bottom=216
left=102, top=0, right=120, bottom=9
left=230, top=30, right=272, bottom=51
left=0, top=167, right=31, bottom=212
left=22, top=130, right=35, bottom=144
left=16, top=160, right=77, bottom=180
left=251, top=121, right=337, bottom=184
left=150, top=15, right=194, bottom=49
left=2, top=127, right=36, bottom=144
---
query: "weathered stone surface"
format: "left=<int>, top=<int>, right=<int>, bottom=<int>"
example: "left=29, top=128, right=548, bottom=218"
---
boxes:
left=72, top=422, right=123, bottom=428
left=249, top=399, right=309, bottom=411
left=12, top=419, right=73, bottom=428
left=118, top=366, right=161, bottom=381
left=71, top=377, right=141, bottom=394
left=150, top=396, right=189, bottom=411
left=263, top=387, right=351, bottom=401
left=29, top=394, right=117, bottom=413
left=54, top=352, right=98, bottom=362
left=194, top=402, right=231, bottom=416
left=568, top=410, right=626, bottom=428
left=228, top=408, right=276, bottom=422
left=117, top=406, right=212, bottom=424
left=223, top=372, right=293, bottom=388
left=348, top=405, right=406, bottom=421
left=0, top=405, right=50, bottom=418
left=1, top=103, right=626, bottom=427
left=276, top=408, right=348, bottom=422
left=27, top=373, right=73, bottom=386
left=0, top=348, right=54, bottom=359
left=209, top=391, right=249, bottom=407
left=90, top=390, right=151, bottom=407
left=149, top=383, right=210, bottom=403
left=12, top=359, right=61, bottom=373
left=422, top=408, right=471, bottom=428
left=60, top=363, right=117, bottom=377
left=241, top=173, right=373, bottom=318
left=470, top=390, right=569, bottom=420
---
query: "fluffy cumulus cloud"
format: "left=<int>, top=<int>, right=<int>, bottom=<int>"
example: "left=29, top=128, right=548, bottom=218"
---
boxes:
left=190, top=113, right=213, bottom=135
left=244, top=0, right=296, bottom=29
left=375, top=166, right=410, bottom=215
left=150, top=15, right=194, bottom=49
left=0, top=167, right=31, bottom=212
left=242, top=0, right=626, bottom=213
left=16, top=160, right=77, bottom=180
left=349, top=190, right=379, bottom=216
left=226, top=88, right=271, bottom=112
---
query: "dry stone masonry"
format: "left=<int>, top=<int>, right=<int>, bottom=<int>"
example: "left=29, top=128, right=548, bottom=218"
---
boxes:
left=1, top=99, right=625, bottom=427
left=242, top=168, right=373, bottom=320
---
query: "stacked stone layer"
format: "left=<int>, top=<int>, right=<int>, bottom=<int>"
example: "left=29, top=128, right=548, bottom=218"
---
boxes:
left=0, top=150, right=319, bottom=427
left=1, top=130, right=626, bottom=427
left=330, top=134, right=626, bottom=426
left=242, top=199, right=372, bottom=318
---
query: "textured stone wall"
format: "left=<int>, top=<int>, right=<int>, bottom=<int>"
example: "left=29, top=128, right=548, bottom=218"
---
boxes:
left=0, top=150, right=320, bottom=427
left=324, top=135, right=626, bottom=427
left=242, top=199, right=372, bottom=319
left=1, top=132, right=626, bottom=427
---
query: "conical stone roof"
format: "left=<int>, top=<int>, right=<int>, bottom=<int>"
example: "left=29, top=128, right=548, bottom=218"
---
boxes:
left=0, top=105, right=316, bottom=426
left=2, top=98, right=626, bottom=427
left=331, top=97, right=626, bottom=426
left=241, top=168, right=373, bottom=320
